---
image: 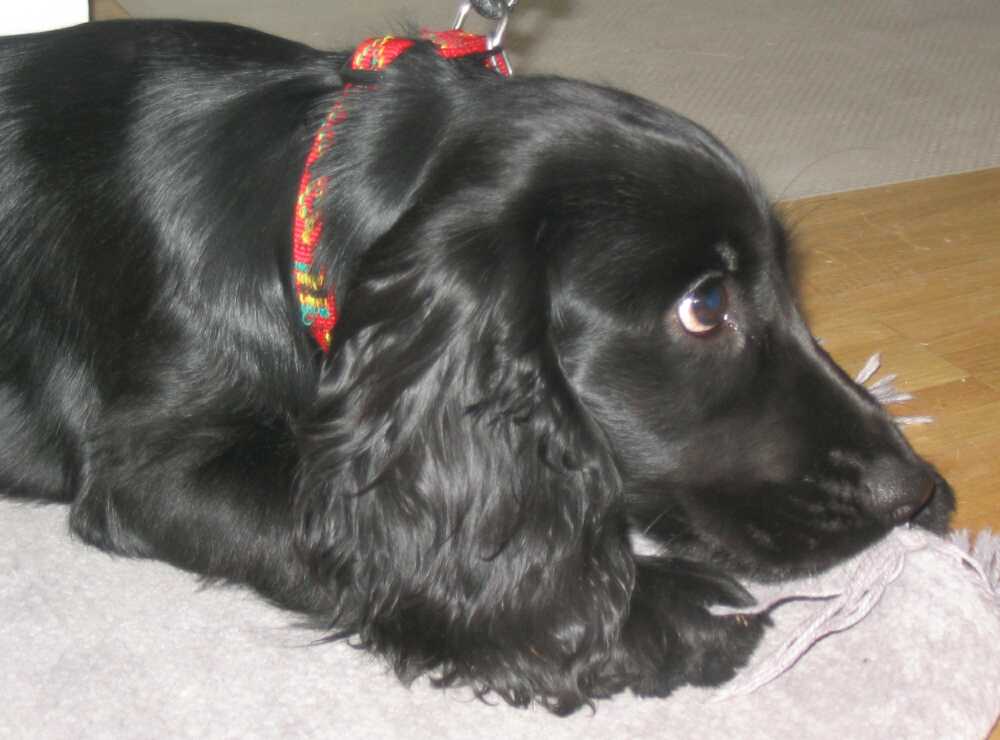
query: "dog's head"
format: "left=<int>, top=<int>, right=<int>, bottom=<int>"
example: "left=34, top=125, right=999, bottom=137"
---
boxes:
left=297, top=49, right=953, bottom=633
left=534, top=101, right=955, bottom=579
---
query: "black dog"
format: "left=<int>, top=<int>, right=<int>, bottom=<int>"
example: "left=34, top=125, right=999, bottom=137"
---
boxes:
left=0, top=19, right=952, bottom=713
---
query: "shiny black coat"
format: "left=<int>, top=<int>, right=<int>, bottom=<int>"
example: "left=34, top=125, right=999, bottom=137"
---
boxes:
left=0, top=20, right=952, bottom=713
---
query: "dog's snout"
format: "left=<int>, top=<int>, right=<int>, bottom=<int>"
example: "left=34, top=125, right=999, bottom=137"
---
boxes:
left=859, top=456, right=936, bottom=525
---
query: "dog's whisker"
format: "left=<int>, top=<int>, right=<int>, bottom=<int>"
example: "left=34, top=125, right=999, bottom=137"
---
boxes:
left=855, top=354, right=933, bottom=423
left=877, top=391, right=916, bottom=405
left=641, top=507, right=673, bottom=537
left=854, top=352, right=882, bottom=385
left=868, top=373, right=898, bottom=392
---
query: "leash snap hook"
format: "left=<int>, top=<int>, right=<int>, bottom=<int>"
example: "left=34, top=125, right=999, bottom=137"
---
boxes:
left=453, top=0, right=517, bottom=49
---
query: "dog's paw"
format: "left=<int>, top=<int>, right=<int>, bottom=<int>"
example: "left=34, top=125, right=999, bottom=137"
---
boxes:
left=624, top=611, right=767, bottom=697
left=612, top=557, right=770, bottom=698
left=680, top=611, right=768, bottom=687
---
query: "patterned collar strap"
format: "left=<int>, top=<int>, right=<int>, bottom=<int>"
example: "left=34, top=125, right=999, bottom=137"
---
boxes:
left=292, top=30, right=511, bottom=353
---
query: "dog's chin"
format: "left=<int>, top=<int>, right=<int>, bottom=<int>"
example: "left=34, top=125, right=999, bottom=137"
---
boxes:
left=728, top=528, right=888, bottom=584
left=630, top=521, right=889, bottom=584
left=731, top=481, right=956, bottom=584
left=738, top=534, right=886, bottom=584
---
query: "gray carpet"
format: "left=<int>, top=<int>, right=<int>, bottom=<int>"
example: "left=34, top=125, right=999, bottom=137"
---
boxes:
left=4, top=501, right=999, bottom=739
left=117, top=0, right=1000, bottom=198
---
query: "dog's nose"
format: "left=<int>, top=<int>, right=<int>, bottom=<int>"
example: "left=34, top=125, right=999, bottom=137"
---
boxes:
left=859, top=456, right=936, bottom=526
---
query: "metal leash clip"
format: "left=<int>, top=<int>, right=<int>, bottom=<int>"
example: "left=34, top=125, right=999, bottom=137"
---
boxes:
left=453, top=0, right=518, bottom=75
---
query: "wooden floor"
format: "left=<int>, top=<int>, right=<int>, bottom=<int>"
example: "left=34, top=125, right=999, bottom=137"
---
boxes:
left=782, top=168, right=1000, bottom=536
left=785, top=164, right=1000, bottom=740
left=91, top=0, right=128, bottom=21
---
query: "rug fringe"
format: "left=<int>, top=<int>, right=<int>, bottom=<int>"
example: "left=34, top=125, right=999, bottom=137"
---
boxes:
left=710, top=528, right=1000, bottom=702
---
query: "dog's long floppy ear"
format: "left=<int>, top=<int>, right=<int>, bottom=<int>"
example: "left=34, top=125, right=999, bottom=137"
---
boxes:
left=307, top=46, right=506, bottom=297
left=293, top=142, right=634, bottom=710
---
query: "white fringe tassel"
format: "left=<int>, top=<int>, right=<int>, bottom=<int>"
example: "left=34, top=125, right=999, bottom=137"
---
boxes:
left=710, top=528, right=1000, bottom=701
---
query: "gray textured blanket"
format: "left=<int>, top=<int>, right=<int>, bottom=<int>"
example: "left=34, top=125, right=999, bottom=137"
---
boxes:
left=3, top=500, right=998, bottom=739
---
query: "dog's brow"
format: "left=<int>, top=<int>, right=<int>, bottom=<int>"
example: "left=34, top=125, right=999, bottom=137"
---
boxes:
left=715, top=243, right=739, bottom=271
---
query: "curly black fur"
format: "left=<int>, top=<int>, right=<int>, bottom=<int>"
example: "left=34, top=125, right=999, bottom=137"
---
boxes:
left=0, top=20, right=953, bottom=713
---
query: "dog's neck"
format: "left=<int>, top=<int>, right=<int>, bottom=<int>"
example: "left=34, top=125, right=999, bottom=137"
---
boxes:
left=291, top=30, right=511, bottom=354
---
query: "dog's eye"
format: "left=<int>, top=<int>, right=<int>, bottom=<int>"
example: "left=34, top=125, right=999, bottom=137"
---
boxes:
left=677, top=277, right=728, bottom=336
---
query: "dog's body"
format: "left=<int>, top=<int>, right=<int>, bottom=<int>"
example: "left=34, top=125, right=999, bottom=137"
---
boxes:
left=0, top=20, right=952, bottom=712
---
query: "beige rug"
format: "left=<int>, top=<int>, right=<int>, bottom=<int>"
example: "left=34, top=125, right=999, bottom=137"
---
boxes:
left=117, top=0, right=1000, bottom=198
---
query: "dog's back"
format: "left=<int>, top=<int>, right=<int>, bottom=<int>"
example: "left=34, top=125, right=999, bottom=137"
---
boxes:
left=0, top=22, right=340, bottom=502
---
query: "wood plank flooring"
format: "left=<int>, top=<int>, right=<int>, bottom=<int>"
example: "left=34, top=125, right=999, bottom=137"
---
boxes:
left=91, top=0, right=128, bottom=21
left=785, top=164, right=999, bottom=740
left=782, top=168, right=1000, bottom=535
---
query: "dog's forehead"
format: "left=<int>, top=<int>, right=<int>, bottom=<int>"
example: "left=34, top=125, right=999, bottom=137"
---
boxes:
left=509, top=80, right=785, bottom=293
left=555, top=137, right=779, bottom=286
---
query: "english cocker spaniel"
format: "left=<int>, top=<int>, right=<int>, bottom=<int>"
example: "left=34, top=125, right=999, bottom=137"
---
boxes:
left=0, top=20, right=953, bottom=713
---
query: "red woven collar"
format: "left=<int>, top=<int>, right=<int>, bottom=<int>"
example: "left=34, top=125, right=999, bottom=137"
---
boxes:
left=292, top=30, right=511, bottom=353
